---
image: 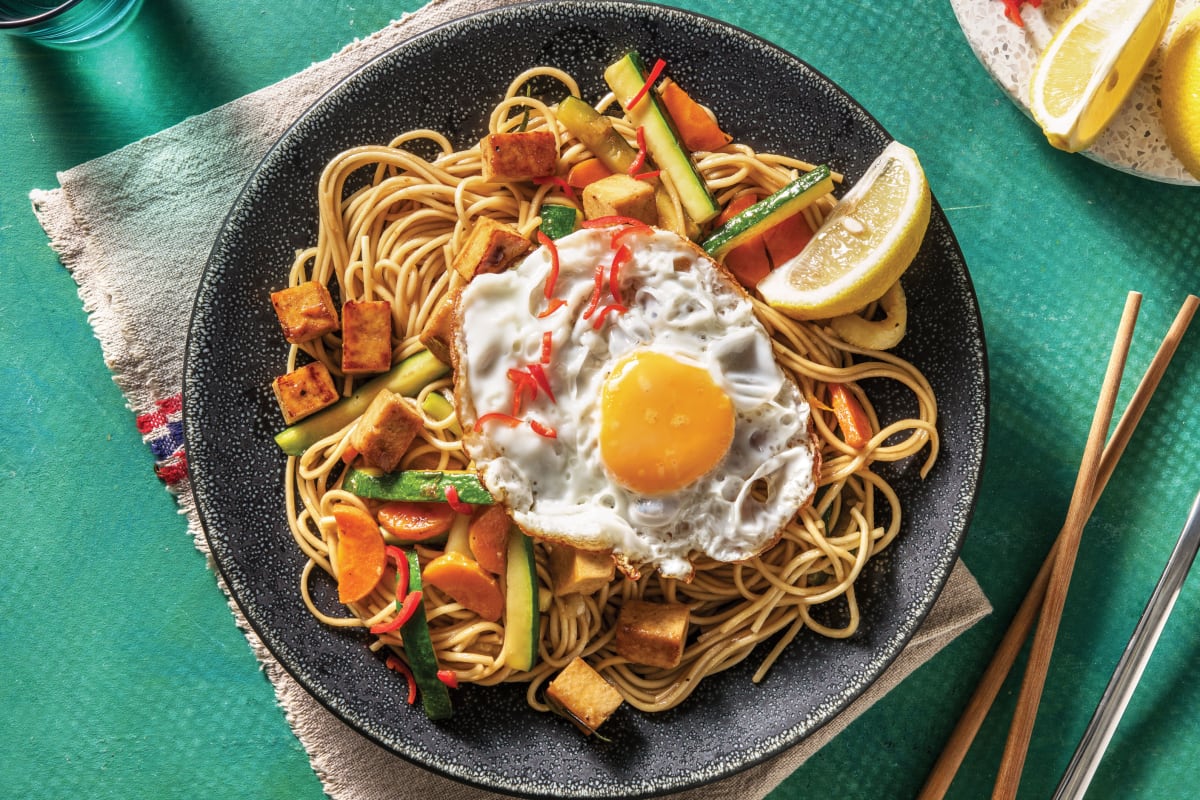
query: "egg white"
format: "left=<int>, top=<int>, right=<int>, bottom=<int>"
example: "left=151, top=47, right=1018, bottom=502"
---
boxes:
left=453, top=226, right=817, bottom=580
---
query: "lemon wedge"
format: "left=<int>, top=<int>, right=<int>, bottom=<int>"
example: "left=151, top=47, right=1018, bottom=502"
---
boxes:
left=1029, top=0, right=1175, bottom=153
left=756, top=140, right=930, bottom=321
left=1162, top=8, right=1200, bottom=179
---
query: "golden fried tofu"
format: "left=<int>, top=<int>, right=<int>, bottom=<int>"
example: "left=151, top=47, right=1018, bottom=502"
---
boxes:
left=549, top=546, right=615, bottom=597
left=614, top=599, right=690, bottom=669
left=270, top=281, right=339, bottom=344
left=450, top=217, right=531, bottom=282
left=654, top=186, right=699, bottom=240
left=341, top=300, right=392, bottom=375
left=480, top=130, right=558, bottom=183
left=545, top=657, right=623, bottom=735
left=349, top=389, right=422, bottom=473
left=272, top=361, right=339, bottom=424
left=418, top=289, right=459, bottom=365
left=582, top=174, right=657, bottom=225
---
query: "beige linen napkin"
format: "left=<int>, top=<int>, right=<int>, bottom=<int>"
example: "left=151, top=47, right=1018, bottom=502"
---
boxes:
left=31, top=0, right=992, bottom=797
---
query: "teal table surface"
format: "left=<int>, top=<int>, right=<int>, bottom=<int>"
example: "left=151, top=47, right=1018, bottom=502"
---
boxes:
left=3, top=2, right=1199, bottom=798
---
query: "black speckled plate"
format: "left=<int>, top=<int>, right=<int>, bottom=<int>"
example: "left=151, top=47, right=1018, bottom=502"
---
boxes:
left=184, top=1, right=988, bottom=797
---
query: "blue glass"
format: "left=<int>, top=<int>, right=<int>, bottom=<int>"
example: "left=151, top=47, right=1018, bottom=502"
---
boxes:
left=0, top=0, right=143, bottom=48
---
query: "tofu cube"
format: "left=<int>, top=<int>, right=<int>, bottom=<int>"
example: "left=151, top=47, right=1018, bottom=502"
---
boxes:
left=614, top=599, right=690, bottom=669
left=418, top=289, right=458, bottom=365
left=582, top=174, right=658, bottom=225
left=545, top=657, right=623, bottom=735
left=349, top=389, right=423, bottom=473
left=270, top=281, right=339, bottom=344
left=549, top=546, right=615, bottom=597
left=340, top=300, right=392, bottom=375
left=450, top=217, right=531, bottom=282
left=480, top=130, right=558, bottom=183
left=272, top=361, right=339, bottom=425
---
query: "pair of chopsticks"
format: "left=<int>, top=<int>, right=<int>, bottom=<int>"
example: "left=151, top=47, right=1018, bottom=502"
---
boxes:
left=919, top=291, right=1200, bottom=800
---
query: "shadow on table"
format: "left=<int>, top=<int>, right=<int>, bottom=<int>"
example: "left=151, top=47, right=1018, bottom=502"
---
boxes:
left=9, top=0, right=244, bottom=167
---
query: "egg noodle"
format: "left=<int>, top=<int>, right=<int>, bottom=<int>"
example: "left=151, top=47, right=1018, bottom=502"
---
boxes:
left=282, top=67, right=939, bottom=715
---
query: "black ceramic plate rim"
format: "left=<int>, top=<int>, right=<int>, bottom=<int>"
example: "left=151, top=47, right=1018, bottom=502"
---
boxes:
left=184, top=2, right=988, bottom=797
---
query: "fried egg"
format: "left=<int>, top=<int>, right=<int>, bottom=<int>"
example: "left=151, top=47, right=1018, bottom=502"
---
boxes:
left=452, top=225, right=817, bottom=580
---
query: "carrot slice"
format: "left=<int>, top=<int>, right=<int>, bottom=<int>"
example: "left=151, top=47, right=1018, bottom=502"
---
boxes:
left=469, top=504, right=511, bottom=575
left=332, top=504, right=387, bottom=604
left=715, top=193, right=771, bottom=288
left=659, top=78, right=732, bottom=152
left=829, top=383, right=873, bottom=449
left=763, top=210, right=815, bottom=263
left=422, top=551, right=505, bottom=622
left=566, top=158, right=613, bottom=188
left=376, top=501, right=457, bottom=542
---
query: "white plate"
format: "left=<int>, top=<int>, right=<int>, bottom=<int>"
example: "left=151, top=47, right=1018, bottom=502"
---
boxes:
left=951, top=0, right=1199, bottom=185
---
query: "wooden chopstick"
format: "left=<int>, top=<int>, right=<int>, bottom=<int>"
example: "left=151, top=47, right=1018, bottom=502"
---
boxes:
left=990, top=290, right=1142, bottom=798
left=917, top=294, right=1199, bottom=800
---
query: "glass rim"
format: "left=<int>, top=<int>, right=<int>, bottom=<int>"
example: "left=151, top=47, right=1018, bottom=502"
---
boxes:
left=0, top=0, right=86, bottom=29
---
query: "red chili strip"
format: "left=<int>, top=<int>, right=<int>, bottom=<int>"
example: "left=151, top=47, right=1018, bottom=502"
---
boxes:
left=591, top=303, right=628, bottom=330
left=436, top=669, right=460, bottom=689
left=626, top=57, right=666, bottom=111
left=384, top=656, right=418, bottom=705
left=582, top=215, right=652, bottom=230
left=529, top=419, right=558, bottom=439
left=1000, top=0, right=1041, bottom=25
left=608, top=244, right=631, bottom=306
left=474, top=412, right=523, bottom=432
left=535, top=231, right=567, bottom=319
left=540, top=331, right=553, bottom=364
left=527, top=363, right=556, bottom=403
left=582, top=257, right=607, bottom=320
left=532, top=175, right=577, bottom=201
left=444, top=485, right=475, bottom=516
left=537, top=231, right=561, bottom=296
left=612, top=221, right=652, bottom=247
left=627, top=126, right=648, bottom=175
left=507, top=367, right=538, bottom=415
left=385, top=545, right=410, bottom=603
left=369, top=590, right=423, bottom=634
left=537, top=297, right=567, bottom=319
left=633, top=169, right=661, bottom=182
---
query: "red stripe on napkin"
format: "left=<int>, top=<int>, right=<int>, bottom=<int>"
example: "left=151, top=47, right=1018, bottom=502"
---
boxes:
left=135, top=393, right=188, bottom=486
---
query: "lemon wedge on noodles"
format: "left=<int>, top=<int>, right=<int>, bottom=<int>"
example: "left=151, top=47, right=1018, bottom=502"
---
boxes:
left=757, top=140, right=930, bottom=321
left=1029, top=0, right=1175, bottom=153
left=1162, top=8, right=1200, bottom=179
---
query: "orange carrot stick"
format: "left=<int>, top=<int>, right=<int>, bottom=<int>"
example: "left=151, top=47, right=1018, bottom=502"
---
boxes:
left=469, top=505, right=511, bottom=575
left=715, top=193, right=771, bottom=288
left=829, top=383, right=873, bottom=449
left=659, top=78, right=732, bottom=152
left=377, top=501, right=457, bottom=543
left=566, top=158, right=613, bottom=188
left=332, top=504, right=387, bottom=604
left=763, top=210, right=815, bottom=263
left=422, top=551, right=505, bottom=622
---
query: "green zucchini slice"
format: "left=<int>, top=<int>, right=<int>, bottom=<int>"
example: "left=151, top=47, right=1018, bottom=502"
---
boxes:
left=273, top=349, right=449, bottom=456
left=700, top=165, right=834, bottom=258
left=398, top=548, right=454, bottom=720
left=603, top=52, right=719, bottom=225
left=538, top=204, right=582, bottom=240
left=503, top=528, right=540, bottom=672
left=343, top=468, right=494, bottom=505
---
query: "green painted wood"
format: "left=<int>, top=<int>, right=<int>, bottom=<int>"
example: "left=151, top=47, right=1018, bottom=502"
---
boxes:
left=3, top=2, right=1199, bottom=799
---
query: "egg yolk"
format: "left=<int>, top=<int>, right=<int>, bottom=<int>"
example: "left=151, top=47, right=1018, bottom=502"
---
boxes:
left=599, top=351, right=735, bottom=495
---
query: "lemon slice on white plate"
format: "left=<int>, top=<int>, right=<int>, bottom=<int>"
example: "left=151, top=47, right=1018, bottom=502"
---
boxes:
left=950, top=0, right=1200, bottom=185
left=756, top=141, right=930, bottom=321
left=1029, top=0, right=1175, bottom=152
left=1162, top=8, right=1200, bottom=178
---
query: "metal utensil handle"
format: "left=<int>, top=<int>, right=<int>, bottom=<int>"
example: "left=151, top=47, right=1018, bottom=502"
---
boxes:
left=1053, top=486, right=1200, bottom=800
